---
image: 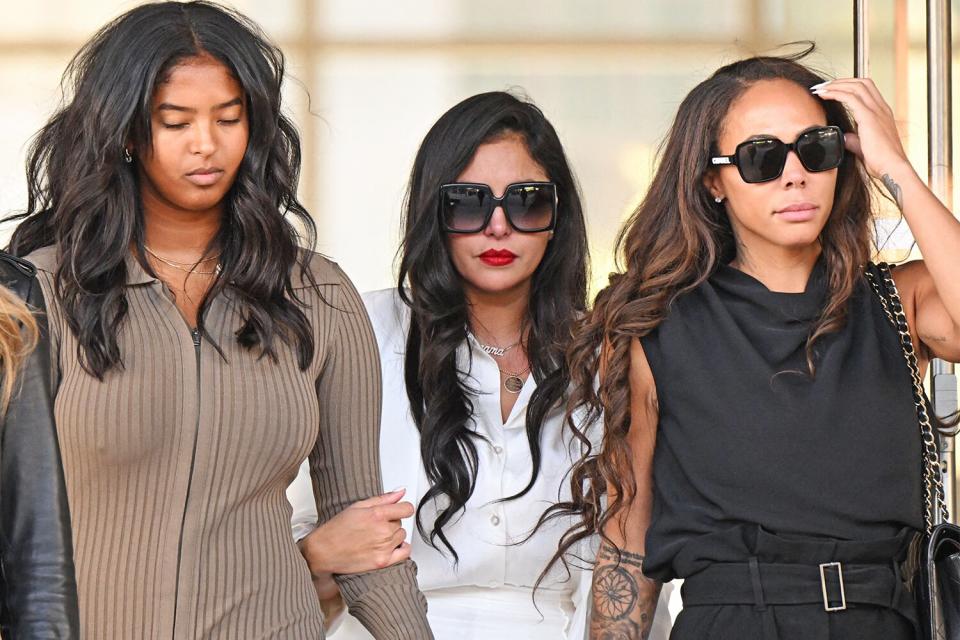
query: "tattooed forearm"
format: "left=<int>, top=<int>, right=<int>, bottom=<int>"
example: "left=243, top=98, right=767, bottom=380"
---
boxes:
left=882, top=173, right=904, bottom=210
left=590, top=541, right=661, bottom=640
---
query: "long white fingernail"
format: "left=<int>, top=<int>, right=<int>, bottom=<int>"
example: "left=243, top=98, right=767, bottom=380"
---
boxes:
left=810, top=81, right=830, bottom=90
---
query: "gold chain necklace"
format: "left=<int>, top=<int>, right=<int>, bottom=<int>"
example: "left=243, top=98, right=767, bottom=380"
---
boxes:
left=144, top=246, right=222, bottom=275
left=467, top=328, right=521, bottom=358
left=475, top=338, right=520, bottom=358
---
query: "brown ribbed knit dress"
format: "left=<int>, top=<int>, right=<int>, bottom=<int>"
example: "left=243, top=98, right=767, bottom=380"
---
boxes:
left=26, top=246, right=432, bottom=640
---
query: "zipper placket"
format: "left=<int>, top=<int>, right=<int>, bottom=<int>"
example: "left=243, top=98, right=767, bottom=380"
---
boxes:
left=171, top=327, right=202, bottom=639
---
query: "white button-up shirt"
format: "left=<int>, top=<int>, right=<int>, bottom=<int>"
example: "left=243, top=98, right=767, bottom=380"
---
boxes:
left=289, top=289, right=675, bottom=639
left=291, top=288, right=592, bottom=637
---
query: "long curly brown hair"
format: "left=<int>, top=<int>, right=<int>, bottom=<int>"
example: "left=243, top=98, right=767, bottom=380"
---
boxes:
left=540, top=48, right=876, bottom=578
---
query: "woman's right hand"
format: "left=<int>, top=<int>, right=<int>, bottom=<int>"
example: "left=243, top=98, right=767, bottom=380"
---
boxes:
left=299, top=489, right=415, bottom=576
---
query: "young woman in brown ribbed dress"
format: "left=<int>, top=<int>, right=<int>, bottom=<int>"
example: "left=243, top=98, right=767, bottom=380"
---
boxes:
left=8, top=2, right=431, bottom=638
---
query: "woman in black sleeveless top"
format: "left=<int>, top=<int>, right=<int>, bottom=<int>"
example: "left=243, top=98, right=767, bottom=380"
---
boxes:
left=546, top=52, right=960, bottom=639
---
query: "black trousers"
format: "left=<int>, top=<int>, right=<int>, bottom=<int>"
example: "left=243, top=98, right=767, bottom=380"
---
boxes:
left=670, top=603, right=916, bottom=639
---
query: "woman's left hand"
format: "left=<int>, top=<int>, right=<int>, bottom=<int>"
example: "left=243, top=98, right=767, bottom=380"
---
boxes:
left=812, top=78, right=913, bottom=179
left=815, top=81, right=960, bottom=367
left=299, top=489, right=413, bottom=576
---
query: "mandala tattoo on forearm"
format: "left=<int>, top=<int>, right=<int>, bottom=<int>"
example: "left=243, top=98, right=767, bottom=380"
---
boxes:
left=595, top=565, right=640, bottom=617
left=882, top=173, right=903, bottom=211
left=591, top=542, right=657, bottom=639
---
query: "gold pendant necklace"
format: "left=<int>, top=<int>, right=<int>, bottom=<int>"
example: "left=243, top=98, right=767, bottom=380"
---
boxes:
left=498, top=365, right=529, bottom=394
left=467, top=325, right=527, bottom=392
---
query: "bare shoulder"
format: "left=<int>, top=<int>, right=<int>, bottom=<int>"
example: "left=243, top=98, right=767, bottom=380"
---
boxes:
left=887, top=260, right=926, bottom=333
left=625, top=338, right=659, bottom=500
left=889, top=259, right=929, bottom=295
left=889, top=259, right=937, bottom=327
left=629, top=337, right=658, bottom=419
left=890, top=259, right=960, bottom=364
left=597, top=336, right=659, bottom=420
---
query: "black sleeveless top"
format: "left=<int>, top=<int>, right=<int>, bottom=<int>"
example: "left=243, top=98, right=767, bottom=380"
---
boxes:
left=641, top=260, right=924, bottom=582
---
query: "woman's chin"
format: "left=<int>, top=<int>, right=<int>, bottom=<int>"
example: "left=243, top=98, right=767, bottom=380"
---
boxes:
left=462, top=273, right=533, bottom=299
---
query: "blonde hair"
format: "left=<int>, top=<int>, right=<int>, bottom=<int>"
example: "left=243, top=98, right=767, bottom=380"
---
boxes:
left=0, top=285, right=39, bottom=413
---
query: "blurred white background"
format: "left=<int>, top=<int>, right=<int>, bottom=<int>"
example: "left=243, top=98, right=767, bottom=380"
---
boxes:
left=1, top=0, right=951, bottom=293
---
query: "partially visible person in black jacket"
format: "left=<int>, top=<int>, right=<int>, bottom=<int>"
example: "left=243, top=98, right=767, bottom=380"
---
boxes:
left=0, top=251, right=78, bottom=638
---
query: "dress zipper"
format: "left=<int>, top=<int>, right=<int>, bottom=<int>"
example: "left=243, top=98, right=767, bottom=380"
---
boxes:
left=172, top=328, right=202, bottom=638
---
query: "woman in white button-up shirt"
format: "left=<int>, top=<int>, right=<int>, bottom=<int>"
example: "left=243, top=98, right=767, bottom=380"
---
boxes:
left=289, top=92, right=675, bottom=640
left=292, top=91, right=595, bottom=639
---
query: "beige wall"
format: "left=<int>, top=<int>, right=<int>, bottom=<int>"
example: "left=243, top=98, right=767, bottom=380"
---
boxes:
left=0, top=0, right=952, bottom=292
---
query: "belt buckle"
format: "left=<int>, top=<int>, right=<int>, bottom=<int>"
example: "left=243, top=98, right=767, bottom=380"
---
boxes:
left=819, top=562, right=847, bottom=612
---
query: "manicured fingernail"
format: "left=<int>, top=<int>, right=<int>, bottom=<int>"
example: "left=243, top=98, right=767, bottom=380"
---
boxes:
left=810, top=81, right=830, bottom=90
left=388, top=486, right=405, bottom=493
left=811, top=89, right=825, bottom=96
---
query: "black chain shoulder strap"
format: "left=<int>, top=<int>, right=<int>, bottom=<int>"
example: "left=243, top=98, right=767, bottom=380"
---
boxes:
left=865, top=262, right=948, bottom=533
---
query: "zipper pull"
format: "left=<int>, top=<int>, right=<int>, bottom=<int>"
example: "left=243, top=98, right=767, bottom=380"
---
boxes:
left=191, top=328, right=201, bottom=346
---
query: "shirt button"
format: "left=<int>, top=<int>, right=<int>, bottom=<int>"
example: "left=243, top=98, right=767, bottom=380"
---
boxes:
left=493, top=445, right=503, bottom=455
left=490, top=514, right=501, bottom=526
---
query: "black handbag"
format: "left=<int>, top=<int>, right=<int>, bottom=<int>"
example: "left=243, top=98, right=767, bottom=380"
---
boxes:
left=867, top=262, right=960, bottom=640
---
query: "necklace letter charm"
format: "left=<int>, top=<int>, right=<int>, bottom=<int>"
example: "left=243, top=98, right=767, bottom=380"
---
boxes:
left=480, top=344, right=506, bottom=357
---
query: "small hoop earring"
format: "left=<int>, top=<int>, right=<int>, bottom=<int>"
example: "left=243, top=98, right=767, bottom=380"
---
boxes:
left=714, top=195, right=724, bottom=204
left=123, top=148, right=133, bottom=164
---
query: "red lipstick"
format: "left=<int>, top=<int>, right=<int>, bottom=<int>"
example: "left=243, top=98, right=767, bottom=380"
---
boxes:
left=479, top=249, right=517, bottom=266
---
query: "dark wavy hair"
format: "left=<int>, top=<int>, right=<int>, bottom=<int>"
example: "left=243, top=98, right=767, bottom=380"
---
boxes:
left=8, top=1, right=317, bottom=378
left=541, top=47, right=880, bottom=579
left=397, top=91, right=589, bottom=560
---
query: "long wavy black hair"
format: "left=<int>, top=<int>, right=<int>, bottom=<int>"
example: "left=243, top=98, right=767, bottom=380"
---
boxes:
left=397, top=91, right=589, bottom=560
left=9, top=1, right=317, bottom=378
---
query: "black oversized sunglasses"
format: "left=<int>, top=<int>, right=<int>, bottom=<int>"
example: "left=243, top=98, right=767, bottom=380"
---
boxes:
left=439, top=182, right=557, bottom=233
left=710, top=125, right=845, bottom=184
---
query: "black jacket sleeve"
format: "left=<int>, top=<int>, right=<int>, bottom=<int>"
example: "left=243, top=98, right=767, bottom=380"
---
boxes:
left=0, top=253, right=79, bottom=638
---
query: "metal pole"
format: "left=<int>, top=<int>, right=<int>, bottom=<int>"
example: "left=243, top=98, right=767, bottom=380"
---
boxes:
left=893, top=0, right=908, bottom=122
left=927, top=0, right=956, bottom=525
left=854, top=0, right=869, bottom=77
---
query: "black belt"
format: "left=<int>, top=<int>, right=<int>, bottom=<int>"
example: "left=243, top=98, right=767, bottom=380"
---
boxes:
left=681, top=557, right=916, bottom=640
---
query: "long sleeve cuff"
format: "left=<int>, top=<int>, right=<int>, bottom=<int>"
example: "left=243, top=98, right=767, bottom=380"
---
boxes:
left=334, top=560, right=433, bottom=639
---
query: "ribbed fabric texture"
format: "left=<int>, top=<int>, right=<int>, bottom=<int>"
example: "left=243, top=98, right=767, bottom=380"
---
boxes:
left=27, top=245, right=431, bottom=640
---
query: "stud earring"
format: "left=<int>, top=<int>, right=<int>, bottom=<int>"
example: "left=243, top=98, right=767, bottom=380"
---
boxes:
left=123, top=148, right=133, bottom=164
left=714, top=195, right=724, bottom=204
